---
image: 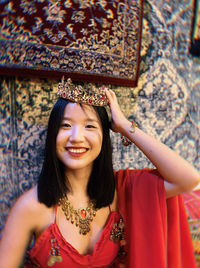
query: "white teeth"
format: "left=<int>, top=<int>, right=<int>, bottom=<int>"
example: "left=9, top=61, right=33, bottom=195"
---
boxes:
left=68, top=148, right=87, bottom=153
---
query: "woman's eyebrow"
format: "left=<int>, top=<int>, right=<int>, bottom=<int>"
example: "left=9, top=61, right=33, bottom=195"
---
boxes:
left=62, top=117, right=71, bottom=121
left=85, top=118, right=99, bottom=123
left=62, top=116, right=99, bottom=123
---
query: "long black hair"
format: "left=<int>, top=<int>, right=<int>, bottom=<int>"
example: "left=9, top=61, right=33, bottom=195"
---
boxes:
left=37, top=98, right=115, bottom=209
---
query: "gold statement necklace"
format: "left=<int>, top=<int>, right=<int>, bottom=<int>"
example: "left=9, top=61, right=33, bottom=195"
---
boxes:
left=58, top=195, right=97, bottom=235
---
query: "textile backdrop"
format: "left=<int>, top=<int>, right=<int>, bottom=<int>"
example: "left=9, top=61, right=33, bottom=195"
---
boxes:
left=0, top=0, right=200, bottom=266
left=0, top=0, right=144, bottom=86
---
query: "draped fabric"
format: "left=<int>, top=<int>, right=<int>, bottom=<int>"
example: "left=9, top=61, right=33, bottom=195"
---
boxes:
left=24, top=168, right=196, bottom=267
left=115, top=169, right=196, bottom=268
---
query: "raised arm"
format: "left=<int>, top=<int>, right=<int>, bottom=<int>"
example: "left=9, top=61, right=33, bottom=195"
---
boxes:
left=106, top=89, right=200, bottom=198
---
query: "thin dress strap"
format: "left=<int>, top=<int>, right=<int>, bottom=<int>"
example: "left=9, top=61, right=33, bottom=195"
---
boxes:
left=108, top=204, right=112, bottom=213
left=54, top=205, right=58, bottom=224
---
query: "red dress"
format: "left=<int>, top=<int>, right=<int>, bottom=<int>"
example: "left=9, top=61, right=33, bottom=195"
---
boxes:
left=25, top=169, right=196, bottom=267
left=26, top=210, right=120, bottom=267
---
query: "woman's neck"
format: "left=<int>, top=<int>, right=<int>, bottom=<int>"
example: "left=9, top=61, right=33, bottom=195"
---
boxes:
left=64, top=167, right=92, bottom=201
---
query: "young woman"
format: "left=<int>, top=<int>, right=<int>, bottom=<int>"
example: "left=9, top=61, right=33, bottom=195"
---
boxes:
left=0, top=82, right=199, bottom=268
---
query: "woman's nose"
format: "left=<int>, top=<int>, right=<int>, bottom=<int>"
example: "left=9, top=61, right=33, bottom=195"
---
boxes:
left=69, top=126, right=84, bottom=142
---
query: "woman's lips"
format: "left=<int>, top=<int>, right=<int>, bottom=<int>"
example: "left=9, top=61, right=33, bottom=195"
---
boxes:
left=66, top=147, right=88, bottom=157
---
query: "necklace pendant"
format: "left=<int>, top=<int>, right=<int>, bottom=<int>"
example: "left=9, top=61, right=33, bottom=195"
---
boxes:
left=79, top=223, right=90, bottom=235
left=80, top=208, right=87, bottom=218
left=79, top=218, right=91, bottom=235
left=59, top=195, right=97, bottom=236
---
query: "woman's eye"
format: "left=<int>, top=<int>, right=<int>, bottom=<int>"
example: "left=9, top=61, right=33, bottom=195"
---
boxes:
left=86, top=124, right=96, bottom=129
left=61, top=123, right=71, bottom=128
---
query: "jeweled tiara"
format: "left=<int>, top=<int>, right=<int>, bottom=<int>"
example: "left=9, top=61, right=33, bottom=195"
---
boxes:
left=57, top=77, right=109, bottom=106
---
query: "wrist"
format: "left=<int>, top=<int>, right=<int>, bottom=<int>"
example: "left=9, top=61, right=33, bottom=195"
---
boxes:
left=120, top=120, right=138, bottom=146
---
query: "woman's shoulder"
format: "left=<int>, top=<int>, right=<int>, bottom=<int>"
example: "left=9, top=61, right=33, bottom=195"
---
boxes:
left=15, top=185, right=42, bottom=211
left=0, top=187, right=54, bottom=267
left=11, top=185, right=53, bottom=227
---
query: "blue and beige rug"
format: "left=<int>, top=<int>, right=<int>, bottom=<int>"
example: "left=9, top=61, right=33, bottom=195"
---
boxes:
left=0, top=0, right=199, bottom=265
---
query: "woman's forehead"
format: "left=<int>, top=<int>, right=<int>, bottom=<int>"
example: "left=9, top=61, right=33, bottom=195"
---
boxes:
left=63, top=102, right=99, bottom=121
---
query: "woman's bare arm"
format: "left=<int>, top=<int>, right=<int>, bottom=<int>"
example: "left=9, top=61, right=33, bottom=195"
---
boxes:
left=106, top=89, right=200, bottom=198
left=0, top=188, right=40, bottom=268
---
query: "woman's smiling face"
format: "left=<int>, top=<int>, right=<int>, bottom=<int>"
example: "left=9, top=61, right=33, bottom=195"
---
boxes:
left=56, top=102, right=103, bottom=172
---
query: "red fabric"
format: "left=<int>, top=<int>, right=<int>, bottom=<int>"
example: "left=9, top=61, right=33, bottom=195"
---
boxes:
left=27, top=211, right=120, bottom=267
left=26, top=168, right=195, bottom=267
left=115, top=168, right=196, bottom=268
left=183, top=190, right=200, bottom=219
left=167, top=196, right=196, bottom=268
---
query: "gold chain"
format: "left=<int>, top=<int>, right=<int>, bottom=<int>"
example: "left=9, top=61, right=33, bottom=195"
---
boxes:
left=58, top=195, right=97, bottom=235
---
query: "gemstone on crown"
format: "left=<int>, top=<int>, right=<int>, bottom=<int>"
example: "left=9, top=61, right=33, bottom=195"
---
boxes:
left=57, top=77, right=109, bottom=106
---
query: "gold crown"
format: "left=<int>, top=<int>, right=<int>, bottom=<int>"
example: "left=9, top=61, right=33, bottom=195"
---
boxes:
left=57, top=77, right=109, bottom=106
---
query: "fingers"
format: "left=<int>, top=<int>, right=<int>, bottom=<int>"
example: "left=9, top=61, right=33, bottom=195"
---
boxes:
left=105, top=89, right=117, bottom=105
left=105, top=89, right=112, bottom=104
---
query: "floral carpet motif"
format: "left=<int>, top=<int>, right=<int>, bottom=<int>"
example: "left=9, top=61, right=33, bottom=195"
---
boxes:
left=0, top=0, right=200, bottom=266
left=0, top=0, right=144, bottom=86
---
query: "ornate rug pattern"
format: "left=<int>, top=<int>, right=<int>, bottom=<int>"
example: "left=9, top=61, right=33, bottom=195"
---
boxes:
left=0, top=0, right=200, bottom=266
left=0, top=0, right=144, bottom=86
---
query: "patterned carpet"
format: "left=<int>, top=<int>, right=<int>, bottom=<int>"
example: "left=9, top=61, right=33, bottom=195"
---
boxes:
left=0, top=0, right=199, bottom=265
left=0, top=0, right=143, bottom=86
